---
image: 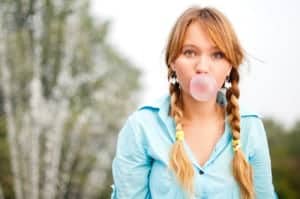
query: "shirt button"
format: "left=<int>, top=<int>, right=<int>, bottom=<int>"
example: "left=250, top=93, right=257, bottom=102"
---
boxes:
left=199, top=170, right=204, bottom=175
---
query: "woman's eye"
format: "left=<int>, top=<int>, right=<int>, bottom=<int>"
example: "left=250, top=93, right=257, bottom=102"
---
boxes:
left=183, top=49, right=196, bottom=57
left=212, top=51, right=225, bottom=59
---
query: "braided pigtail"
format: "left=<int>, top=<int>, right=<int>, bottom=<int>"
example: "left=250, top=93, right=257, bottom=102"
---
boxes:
left=167, top=71, right=195, bottom=198
left=226, top=68, right=255, bottom=199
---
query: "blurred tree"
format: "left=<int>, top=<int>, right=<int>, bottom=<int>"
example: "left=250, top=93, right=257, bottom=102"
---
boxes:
left=264, top=118, right=300, bottom=199
left=0, top=0, right=141, bottom=199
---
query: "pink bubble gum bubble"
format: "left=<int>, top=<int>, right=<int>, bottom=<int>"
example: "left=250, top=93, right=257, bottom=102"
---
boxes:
left=189, top=74, right=218, bottom=101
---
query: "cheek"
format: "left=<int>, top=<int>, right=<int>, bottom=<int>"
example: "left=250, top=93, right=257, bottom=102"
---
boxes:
left=213, top=63, right=231, bottom=88
left=174, top=57, right=194, bottom=90
left=174, top=56, right=192, bottom=69
left=215, top=73, right=227, bottom=88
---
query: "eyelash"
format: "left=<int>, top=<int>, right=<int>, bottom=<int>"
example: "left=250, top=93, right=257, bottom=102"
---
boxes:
left=212, top=51, right=225, bottom=59
left=183, top=49, right=196, bottom=57
left=183, top=49, right=225, bottom=59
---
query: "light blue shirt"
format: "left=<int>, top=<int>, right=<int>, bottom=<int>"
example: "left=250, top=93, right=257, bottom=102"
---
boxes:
left=110, top=93, right=278, bottom=199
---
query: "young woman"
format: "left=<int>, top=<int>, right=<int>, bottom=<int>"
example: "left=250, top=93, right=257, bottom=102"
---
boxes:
left=110, top=6, right=277, bottom=199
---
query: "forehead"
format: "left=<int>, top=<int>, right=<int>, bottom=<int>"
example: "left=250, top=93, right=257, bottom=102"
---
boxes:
left=182, top=21, right=217, bottom=51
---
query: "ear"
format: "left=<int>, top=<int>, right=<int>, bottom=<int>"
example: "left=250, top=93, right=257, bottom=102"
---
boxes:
left=169, top=61, right=175, bottom=71
left=227, top=66, right=232, bottom=76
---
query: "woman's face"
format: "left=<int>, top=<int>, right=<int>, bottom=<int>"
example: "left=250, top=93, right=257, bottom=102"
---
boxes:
left=171, top=21, right=232, bottom=96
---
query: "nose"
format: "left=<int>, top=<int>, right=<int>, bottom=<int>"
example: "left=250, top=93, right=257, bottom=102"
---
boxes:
left=195, top=56, right=210, bottom=74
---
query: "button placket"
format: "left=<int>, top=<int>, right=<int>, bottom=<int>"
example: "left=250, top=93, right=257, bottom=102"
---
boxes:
left=199, top=170, right=205, bottom=175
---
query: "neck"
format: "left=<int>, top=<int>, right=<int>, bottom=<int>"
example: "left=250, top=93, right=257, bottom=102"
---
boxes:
left=181, top=91, right=224, bottom=124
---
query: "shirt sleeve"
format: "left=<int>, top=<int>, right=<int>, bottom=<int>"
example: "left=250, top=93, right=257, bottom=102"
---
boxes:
left=110, top=115, right=153, bottom=199
left=248, top=117, right=278, bottom=199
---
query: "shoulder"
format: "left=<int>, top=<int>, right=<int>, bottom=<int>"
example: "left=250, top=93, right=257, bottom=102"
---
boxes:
left=130, top=93, right=169, bottom=120
left=238, top=105, right=267, bottom=148
left=239, top=105, right=264, bottom=129
left=136, top=93, right=169, bottom=112
left=239, top=105, right=265, bottom=130
left=117, top=94, right=170, bottom=149
left=122, top=93, right=169, bottom=129
left=240, top=105, right=262, bottom=119
left=237, top=106, right=271, bottom=158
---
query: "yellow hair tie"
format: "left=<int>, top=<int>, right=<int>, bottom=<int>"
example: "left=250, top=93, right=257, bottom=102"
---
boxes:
left=176, top=130, right=184, bottom=141
left=232, top=139, right=240, bottom=145
left=232, top=139, right=240, bottom=152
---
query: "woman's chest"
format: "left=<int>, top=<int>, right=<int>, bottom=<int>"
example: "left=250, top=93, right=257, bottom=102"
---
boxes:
left=148, top=159, right=241, bottom=199
left=183, top=124, right=225, bottom=167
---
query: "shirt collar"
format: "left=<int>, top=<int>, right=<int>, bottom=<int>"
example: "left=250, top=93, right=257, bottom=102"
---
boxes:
left=138, top=93, right=261, bottom=118
left=137, top=93, right=260, bottom=169
left=137, top=93, right=261, bottom=144
left=138, top=93, right=176, bottom=141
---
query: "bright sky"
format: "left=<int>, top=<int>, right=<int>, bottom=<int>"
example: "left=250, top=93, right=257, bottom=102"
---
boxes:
left=91, top=0, right=300, bottom=128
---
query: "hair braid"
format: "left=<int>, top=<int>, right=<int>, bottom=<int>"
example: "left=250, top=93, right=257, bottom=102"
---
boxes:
left=168, top=79, right=195, bottom=198
left=226, top=68, right=255, bottom=199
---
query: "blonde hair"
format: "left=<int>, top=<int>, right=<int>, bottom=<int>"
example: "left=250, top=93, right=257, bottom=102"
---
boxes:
left=165, top=6, right=255, bottom=199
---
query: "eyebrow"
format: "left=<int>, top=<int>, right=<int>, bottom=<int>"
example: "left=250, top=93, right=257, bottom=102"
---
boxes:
left=182, top=44, right=219, bottom=51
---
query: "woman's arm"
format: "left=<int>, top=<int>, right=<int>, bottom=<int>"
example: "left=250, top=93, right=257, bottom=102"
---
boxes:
left=111, top=115, right=152, bottom=199
left=249, top=118, right=278, bottom=199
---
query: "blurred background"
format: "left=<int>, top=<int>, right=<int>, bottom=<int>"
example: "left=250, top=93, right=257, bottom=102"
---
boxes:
left=0, top=0, right=299, bottom=198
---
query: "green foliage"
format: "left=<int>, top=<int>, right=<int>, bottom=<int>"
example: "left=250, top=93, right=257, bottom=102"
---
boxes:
left=264, top=118, right=300, bottom=198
